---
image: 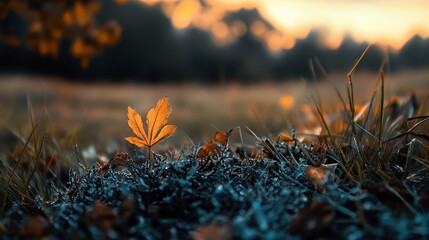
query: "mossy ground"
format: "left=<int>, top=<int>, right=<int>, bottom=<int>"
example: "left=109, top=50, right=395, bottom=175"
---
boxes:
left=1, top=131, right=429, bottom=239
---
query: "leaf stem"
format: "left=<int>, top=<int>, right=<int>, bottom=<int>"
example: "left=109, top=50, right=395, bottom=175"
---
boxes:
left=148, top=146, right=152, bottom=168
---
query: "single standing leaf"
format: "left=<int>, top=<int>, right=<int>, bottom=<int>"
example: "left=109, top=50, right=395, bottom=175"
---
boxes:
left=127, top=106, right=148, bottom=145
left=126, top=97, right=177, bottom=148
left=146, top=97, right=172, bottom=143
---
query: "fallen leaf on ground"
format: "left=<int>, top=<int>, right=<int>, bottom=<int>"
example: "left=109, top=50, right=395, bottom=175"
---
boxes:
left=99, top=152, right=129, bottom=174
left=304, top=163, right=337, bottom=190
left=197, top=130, right=232, bottom=158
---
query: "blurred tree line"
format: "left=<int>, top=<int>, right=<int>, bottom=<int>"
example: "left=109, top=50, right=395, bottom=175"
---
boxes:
left=1, top=0, right=429, bottom=83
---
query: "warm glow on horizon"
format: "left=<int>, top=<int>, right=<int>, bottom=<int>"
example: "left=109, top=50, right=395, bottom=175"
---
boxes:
left=171, top=0, right=201, bottom=29
left=139, top=0, right=429, bottom=51
left=259, top=0, right=429, bottom=50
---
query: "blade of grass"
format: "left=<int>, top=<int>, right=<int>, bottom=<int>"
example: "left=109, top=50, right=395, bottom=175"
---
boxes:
left=378, top=70, right=385, bottom=145
left=27, top=95, right=38, bottom=154
left=360, top=90, right=377, bottom=130
left=310, top=95, right=356, bottom=182
left=385, top=116, right=429, bottom=143
left=384, top=184, right=418, bottom=214
left=354, top=122, right=378, bottom=141
left=1, top=123, right=39, bottom=217
left=409, top=132, right=429, bottom=142
left=250, top=104, right=271, bottom=135
left=347, top=44, right=372, bottom=120
left=297, top=142, right=316, bottom=166
left=245, top=126, right=287, bottom=162
left=407, top=115, right=429, bottom=121
left=22, top=134, right=46, bottom=197
left=352, top=137, right=364, bottom=182
left=402, top=138, right=416, bottom=180
left=334, top=87, right=355, bottom=141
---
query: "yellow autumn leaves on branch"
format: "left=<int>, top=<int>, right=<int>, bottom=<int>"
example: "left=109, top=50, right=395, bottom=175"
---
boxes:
left=126, top=97, right=177, bottom=149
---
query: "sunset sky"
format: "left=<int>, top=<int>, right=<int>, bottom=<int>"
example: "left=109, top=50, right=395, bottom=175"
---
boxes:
left=139, top=0, right=429, bottom=51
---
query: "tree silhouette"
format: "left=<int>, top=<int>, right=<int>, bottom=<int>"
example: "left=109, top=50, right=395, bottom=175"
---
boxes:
left=0, top=0, right=126, bottom=68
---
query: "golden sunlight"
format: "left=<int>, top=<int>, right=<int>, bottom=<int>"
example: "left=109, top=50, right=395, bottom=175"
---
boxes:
left=259, top=0, right=429, bottom=49
left=139, top=0, right=429, bottom=50
left=171, top=0, right=201, bottom=29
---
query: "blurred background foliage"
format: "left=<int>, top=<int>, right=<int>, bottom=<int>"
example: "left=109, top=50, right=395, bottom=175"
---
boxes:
left=0, top=0, right=429, bottom=83
left=0, top=0, right=126, bottom=68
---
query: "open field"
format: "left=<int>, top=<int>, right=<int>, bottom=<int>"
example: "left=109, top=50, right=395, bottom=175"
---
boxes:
left=1, top=69, right=428, bottom=152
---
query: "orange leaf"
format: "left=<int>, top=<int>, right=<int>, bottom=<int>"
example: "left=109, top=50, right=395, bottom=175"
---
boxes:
left=146, top=97, right=172, bottom=142
left=124, top=137, right=146, bottom=147
left=304, top=164, right=337, bottom=190
left=126, top=97, right=176, bottom=148
left=197, top=130, right=232, bottom=158
left=153, top=125, right=177, bottom=144
left=127, top=106, right=149, bottom=145
left=213, top=131, right=228, bottom=146
left=197, top=143, right=218, bottom=158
